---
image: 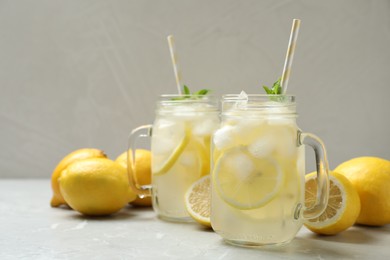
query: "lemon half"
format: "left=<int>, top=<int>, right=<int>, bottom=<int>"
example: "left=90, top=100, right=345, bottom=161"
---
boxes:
left=185, top=175, right=211, bottom=227
left=304, top=171, right=360, bottom=235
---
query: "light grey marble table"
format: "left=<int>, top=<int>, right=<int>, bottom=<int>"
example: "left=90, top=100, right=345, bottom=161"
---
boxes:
left=1, top=179, right=389, bottom=260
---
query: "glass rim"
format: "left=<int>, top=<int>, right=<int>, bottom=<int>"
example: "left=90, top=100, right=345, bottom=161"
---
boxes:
left=222, top=94, right=295, bottom=104
left=158, top=94, right=217, bottom=103
left=223, top=94, right=295, bottom=99
left=156, top=94, right=218, bottom=111
left=221, top=94, right=297, bottom=115
left=159, top=94, right=216, bottom=98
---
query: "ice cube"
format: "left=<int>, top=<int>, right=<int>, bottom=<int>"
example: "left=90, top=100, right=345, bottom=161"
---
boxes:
left=228, top=153, right=254, bottom=181
left=234, top=90, right=249, bottom=108
left=247, top=135, right=276, bottom=158
left=154, top=119, right=176, bottom=132
left=232, top=120, right=266, bottom=146
left=192, top=118, right=219, bottom=136
left=213, top=125, right=235, bottom=150
left=152, top=138, right=177, bottom=155
left=238, top=90, right=248, bottom=100
left=152, top=120, right=185, bottom=155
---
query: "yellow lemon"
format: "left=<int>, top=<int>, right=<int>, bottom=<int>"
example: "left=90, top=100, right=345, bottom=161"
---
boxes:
left=213, top=146, right=283, bottom=210
left=115, top=149, right=152, bottom=207
left=185, top=175, right=211, bottom=228
left=50, top=148, right=107, bottom=207
left=59, top=158, right=136, bottom=216
left=335, top=157, right=390, bottom=226
left=304, top=171, right=360, bottom=235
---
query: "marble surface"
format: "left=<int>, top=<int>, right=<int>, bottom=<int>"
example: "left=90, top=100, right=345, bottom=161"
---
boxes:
left=1, top=179, right=390, bottom=259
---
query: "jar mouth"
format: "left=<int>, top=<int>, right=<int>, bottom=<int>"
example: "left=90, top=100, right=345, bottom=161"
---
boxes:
left=159, top=94, right=216, bottom=100
left=156, top=94, right=218, bottom=112
left=221, top=94, right=297, bottom=116
left=223, top=94, right=295, bottom=103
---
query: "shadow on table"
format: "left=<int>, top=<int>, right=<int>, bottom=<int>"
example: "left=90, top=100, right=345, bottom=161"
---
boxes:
left=212, top=238, right=349, bottom=259
left=212, top=225, right=388, bottom=259
left=354, top=223, right=390, bottom=234
left=66, top=204, right=155, bottom=222
left=215, top=236, right=358, bottom=259
left=302, top=226, right=378, bottom=244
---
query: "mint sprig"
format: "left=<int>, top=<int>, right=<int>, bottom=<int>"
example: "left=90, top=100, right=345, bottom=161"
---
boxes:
left=262, top=78, right=287, bottom=102
left=173, top=85, right=210, bottom=100
left=263, top=78, right=282, bottom=95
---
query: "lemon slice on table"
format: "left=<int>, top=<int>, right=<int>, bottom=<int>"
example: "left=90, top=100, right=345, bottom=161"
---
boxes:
left=304, top=171, right=361, bottom=235
left=185, top=175, right=211, bottom=227
left=213, top=147, right=284, bottom=210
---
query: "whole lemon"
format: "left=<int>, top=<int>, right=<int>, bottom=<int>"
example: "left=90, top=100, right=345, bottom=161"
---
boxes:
left=335, top=157, right=390, bottom=226
left=115, top=149, right=152, bottom=207
left=50, top=148, right=107, bottom=207
left=59, top=158, right=136, bottom=216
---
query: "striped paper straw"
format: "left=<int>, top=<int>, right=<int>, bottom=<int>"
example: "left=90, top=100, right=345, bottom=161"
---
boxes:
left=167, top=35, right=183, bottom=95
left=281, top=19, right=301, bottom=94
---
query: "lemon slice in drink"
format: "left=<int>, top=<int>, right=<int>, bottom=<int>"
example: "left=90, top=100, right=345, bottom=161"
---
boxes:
left=178, top=137, right=210, bottom=177
left=213, top=147, right=283, bottom=210
left=191, top=138, right=210, bottom=177
left=304, top=171, right=360, bottom=235
left=153, top=124, right=191, bottom=176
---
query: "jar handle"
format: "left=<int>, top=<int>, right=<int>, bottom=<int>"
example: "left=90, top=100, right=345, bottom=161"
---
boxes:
left=127, top=124, right=153, bottom=198
left=298, top=131, right=330, bottom=219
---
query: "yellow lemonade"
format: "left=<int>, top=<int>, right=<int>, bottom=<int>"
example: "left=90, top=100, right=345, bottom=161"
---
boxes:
left=210, top=95, right=320, bottom=246
left=151, top=99, right=218, bottom=221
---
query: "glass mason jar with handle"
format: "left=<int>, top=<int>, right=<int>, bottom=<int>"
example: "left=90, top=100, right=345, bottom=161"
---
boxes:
left=128, top=95, right=219, bottom=222
left=211, top=94, right=329, bottom=246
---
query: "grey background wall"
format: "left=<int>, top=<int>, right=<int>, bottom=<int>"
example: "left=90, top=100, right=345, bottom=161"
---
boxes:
left=0, top=0, right=389, bottom=178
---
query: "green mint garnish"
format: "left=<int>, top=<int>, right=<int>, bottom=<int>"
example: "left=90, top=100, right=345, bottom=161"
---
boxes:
left=172, top=85, right=210, bottom=100
left=263, top=77, right=282, bottom=95
left=183, top=85, right=191, bottom=95
left=262, top=78, right=286, bottom=102
left=193, top=89, right=209, bottom=95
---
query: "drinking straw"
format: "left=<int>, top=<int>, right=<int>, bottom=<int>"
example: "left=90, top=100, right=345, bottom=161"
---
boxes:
left=280, top=19, right=301, bottom=94
left=167, top=35, right=183, bottom=94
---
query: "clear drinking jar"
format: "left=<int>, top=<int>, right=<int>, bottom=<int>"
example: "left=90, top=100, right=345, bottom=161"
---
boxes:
left=129, top=95, right=219, bottom=222
left=210, top=94, right=329, bottom=246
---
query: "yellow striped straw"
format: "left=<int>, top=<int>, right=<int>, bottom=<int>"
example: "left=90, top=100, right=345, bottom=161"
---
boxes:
left=281, top=19, right=301, bottom=94
left=167, top=35, right=183, bottom=95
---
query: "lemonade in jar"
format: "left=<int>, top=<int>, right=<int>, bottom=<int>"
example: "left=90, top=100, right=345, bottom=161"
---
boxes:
left=210, top=93, right=329, bottom=246
left=129, top=94, right=219, bottom=221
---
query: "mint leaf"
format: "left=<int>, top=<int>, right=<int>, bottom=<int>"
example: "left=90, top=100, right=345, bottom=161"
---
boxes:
left=263, top=77, right=284, bottom=101
left=194, top=89, right=209, bottom=95
left=263, top=86, right=273, bottom=95
left=172, top=85, right=210, bottom=100
left=183, top=85, right=191, bottom=95
left=272, top=78, right=282, bottom=94
left=263, top=78, right=282, bottom=95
